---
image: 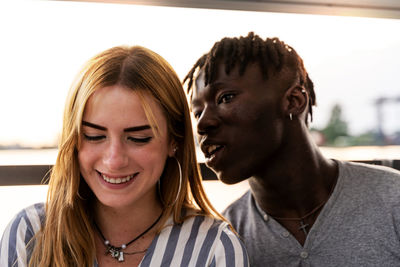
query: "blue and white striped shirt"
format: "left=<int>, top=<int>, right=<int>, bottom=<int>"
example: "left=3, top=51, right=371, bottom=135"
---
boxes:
left=1, top=203, right=249, bottom=266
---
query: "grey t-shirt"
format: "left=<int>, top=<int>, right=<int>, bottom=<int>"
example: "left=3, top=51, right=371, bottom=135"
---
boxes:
left=223, top=161, right=400, bottom=267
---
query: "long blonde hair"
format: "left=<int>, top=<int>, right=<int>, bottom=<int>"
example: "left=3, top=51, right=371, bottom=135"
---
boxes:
left=29, top=46, right=224, bottom=266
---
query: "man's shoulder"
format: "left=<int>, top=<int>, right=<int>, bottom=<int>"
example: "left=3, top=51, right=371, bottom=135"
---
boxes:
left=341, top=160, right=400, bottom=185
left=222, top=190, right=252, bottom=220
left=340, top=160, right=400, bottom=200
left=343, top=160, right=400, bottom=177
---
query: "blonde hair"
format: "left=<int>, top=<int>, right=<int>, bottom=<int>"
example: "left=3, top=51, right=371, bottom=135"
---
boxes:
left=29, top=46, right=224, bottom=266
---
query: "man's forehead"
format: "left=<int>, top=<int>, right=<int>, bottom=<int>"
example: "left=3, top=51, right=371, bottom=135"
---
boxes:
left=191, top=61, right=298, bottom=100
left=191, top=64, right=244, bottom=105
left=191, top=70, right=205, bottom=105
left=194, top=62, right=242, bottom=89
left=194, top=68, right=206, bottom=90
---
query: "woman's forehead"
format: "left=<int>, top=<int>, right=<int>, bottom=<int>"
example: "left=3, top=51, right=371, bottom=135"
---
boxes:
left=83, top=86, right=167, bottom=131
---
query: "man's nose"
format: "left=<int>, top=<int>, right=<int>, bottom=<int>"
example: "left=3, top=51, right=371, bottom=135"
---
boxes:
left=196, top=105, right=220, bottom=136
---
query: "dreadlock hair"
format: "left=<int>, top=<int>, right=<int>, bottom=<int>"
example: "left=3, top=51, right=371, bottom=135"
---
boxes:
left=184, top=32, right=316, bottom=123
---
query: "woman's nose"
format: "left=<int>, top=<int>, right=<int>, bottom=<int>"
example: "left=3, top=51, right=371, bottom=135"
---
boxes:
left=103, top=140, right=129, bottom=170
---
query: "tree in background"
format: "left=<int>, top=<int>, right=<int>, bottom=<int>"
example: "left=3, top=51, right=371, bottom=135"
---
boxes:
left=320, top=104, right=349, bottom=146
left=312, top=102, right=400, bottom=147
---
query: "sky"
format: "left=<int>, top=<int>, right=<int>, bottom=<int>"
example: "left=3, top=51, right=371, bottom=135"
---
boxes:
left=0, top=0, right=399, bottom=147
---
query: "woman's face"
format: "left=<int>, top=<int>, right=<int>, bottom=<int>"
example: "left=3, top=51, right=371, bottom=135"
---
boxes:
left=78, top=85, right=174, bottom=210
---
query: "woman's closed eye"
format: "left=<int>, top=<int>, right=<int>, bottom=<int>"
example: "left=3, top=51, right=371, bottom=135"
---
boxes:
left=128, top=136, right=153, bottom=143
left=83, top=134, right=105, bottom=141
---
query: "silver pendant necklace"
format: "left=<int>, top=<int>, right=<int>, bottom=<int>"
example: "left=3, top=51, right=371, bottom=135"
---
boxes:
left=94, top=212, right=162, bottom=262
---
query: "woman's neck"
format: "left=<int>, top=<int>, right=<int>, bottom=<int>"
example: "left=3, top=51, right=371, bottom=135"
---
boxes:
left=93, top=196, right=163, bottom=246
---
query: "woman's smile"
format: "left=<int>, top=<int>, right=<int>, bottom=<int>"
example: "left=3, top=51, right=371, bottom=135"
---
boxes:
left=97, top=171, right=138, bottom=184
left=78, top=85, right=174, bottom=209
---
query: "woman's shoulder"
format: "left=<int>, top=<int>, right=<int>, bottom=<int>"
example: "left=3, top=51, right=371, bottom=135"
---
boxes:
left=147, top=213, right=248, bottom=266
left=174, top=211, right=230, bottom=235
left=11, top=203, right=45, bottom=229
left=180, top=214, right=249, bottom=266
left=3, top=202, right=45, bottom=235
left=0, top=203, right=45, bottom=266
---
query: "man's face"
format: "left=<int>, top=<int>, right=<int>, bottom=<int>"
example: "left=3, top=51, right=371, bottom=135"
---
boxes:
left=191, top=62, right=287, bottom=184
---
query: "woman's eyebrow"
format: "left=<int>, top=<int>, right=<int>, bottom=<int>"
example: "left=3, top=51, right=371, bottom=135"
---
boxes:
left=123, top=125, right=151, bottom=132
left=82, top=121, right=106, bottom=131
left=82, top=121, right=151, bottom=132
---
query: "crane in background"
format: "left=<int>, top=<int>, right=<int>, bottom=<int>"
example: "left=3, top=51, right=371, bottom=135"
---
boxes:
left=374, top=96, right=400, bottom=144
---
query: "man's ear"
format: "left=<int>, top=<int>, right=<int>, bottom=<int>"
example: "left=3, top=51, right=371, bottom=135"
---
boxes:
left=282, top=85, right=308, bottom=118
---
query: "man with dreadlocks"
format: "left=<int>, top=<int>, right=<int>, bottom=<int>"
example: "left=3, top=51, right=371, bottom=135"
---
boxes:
left=184, top=32, right=400, bottom=266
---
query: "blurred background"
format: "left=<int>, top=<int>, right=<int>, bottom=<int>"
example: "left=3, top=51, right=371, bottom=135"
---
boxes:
left=0, top=0, right=399, bottom=233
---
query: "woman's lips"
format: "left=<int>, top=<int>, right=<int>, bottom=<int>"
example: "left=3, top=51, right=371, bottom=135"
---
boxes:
left=98, top=171, right=138, bottom=185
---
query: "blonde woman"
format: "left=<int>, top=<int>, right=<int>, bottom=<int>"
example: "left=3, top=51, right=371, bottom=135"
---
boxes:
left=0, top=46, right=248, bottom=266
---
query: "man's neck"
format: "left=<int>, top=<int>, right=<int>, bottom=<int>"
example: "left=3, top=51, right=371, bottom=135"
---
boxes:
left=248, top=145, right=338, bottom=219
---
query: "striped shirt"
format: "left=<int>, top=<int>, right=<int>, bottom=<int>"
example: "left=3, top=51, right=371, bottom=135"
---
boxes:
left=1, top=203, right=249, bottom=266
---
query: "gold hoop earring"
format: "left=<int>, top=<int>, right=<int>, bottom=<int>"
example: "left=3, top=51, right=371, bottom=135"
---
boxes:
left=158, top=157, right=182, bottom=207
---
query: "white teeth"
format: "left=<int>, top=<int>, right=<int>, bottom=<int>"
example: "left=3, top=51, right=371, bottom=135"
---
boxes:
left=101, top=174, right=134, bottom=184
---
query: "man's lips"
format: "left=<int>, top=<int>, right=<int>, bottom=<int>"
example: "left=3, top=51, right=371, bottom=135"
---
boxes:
left=201, top=143, right=224, bottom=158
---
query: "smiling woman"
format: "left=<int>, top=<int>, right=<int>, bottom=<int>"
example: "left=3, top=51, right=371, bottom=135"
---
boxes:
left=0, top=2, right=400, bottom=265
left=78, top=85, right=174, bottom=211
left=0, top=45, right=249, bottom=266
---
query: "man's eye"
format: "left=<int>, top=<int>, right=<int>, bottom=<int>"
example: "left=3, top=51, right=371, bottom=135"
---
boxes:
left=128, top=136, right=152, bottom=143
left=193, top=111, right=202, bottom=120
left=83, top=134, right=105, bottom=141
left=218, top=93, right=235, bottom=104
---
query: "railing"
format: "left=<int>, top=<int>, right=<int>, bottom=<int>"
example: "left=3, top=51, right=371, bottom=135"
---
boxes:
left=1, top=160, right=400, bottom=186
left=0, top=163, right=218, bottom=186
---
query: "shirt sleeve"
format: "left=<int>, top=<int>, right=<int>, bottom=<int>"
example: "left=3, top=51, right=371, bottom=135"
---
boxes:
left=0, top=204, right=43, bottom=267
left=211, top=223, right=249, bottom=267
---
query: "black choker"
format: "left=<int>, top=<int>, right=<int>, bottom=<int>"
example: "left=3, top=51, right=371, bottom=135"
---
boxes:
left=94, top=212, right=163, bottom=262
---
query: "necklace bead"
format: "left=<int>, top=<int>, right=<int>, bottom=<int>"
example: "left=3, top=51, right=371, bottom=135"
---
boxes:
left=94, top=212, right=163, bottom=262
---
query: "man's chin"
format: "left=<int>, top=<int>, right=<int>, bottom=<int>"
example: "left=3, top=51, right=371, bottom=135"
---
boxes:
left=217, top=171, right=248, bottom=185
